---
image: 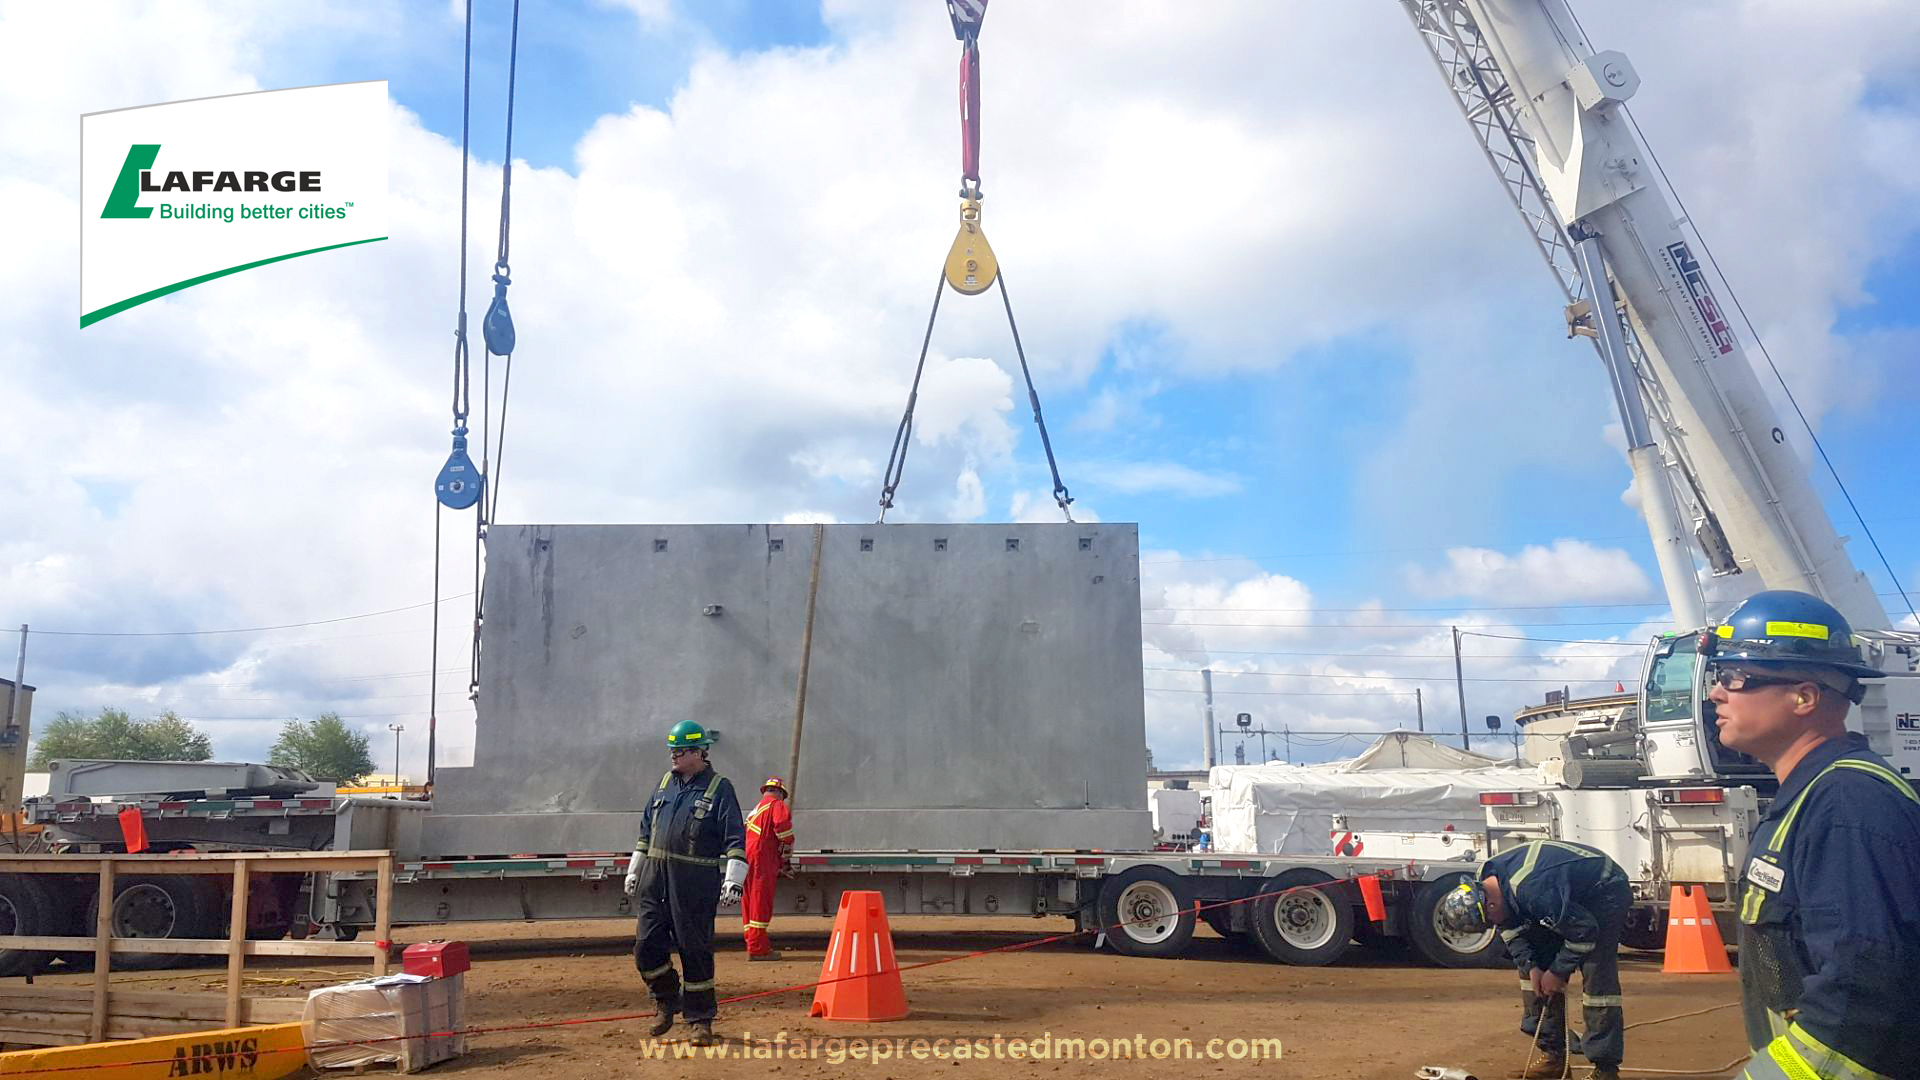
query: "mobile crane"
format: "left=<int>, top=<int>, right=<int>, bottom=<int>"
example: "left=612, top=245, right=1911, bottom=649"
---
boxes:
left=1397, top=0, right=1920, bottom=944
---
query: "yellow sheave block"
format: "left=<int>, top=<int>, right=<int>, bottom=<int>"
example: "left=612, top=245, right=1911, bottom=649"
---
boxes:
left=0, top=1022, right=307, bottom=1080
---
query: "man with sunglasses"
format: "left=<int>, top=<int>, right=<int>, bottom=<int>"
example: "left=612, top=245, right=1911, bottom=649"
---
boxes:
left=1705, top=590, right=1920, bottom=1080
left=623, top=720, right=747, bottom=1047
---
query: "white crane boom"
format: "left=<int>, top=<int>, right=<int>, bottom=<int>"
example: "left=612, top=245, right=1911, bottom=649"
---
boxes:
left=1403, top=0, right=1890, bottom=634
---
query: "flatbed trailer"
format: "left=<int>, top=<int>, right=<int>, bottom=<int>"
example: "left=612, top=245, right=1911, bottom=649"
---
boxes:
left=19, top=796, right=1504, bottom=970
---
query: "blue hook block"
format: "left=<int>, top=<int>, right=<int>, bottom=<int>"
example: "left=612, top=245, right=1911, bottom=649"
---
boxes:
left=483, top=273, right=516, bottom=356
left=436, top=426, right=485, bottom=510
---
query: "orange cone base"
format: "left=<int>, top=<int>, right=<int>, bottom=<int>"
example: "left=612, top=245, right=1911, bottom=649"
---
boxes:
left=809, top=890, right=909, bottom=1022
left=1661, top=884, right=1733, bottom=974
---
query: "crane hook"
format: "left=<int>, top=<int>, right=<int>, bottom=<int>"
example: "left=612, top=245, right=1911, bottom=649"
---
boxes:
left=482, top=268, right=516, bottom=356
left=435, top=425, right=485, bottom=510
left=944, top=197, right=998, bottom=295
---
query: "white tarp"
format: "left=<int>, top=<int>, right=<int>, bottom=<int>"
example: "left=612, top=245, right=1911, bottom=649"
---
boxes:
left=1206, top=732, right=1548, bottom=855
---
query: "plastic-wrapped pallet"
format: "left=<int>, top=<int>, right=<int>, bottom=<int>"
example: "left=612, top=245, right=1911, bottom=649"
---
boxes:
left=303, top=973, right=466, bottom=1072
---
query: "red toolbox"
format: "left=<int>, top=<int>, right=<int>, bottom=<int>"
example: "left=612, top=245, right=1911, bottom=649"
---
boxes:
left=402, top=940, right=471, bottom=978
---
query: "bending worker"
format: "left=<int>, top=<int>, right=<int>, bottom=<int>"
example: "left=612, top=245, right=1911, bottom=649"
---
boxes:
left=1703, top=591, right=1920, bottom=1080
left=742, top=775, right=795, bottom=960
left=1440, top=839, right=1631, bottom=1080
left=623, top=720, right=747, bottom=1047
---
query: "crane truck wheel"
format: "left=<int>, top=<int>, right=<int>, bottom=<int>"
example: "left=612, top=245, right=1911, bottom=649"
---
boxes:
left=0, top=874, right=57, bottom=976
left=1097, top=866, right=1196, bottom=958
left=1620, top=906, right=1666, bottom=951
left=1408, top=872, right=1507, bottom=968
left=1248, top=869, right=1354, bottom=966
left=85, top=876, right=221, bottom=970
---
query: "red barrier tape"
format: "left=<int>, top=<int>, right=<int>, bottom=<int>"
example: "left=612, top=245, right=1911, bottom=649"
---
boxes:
left=2, top=870, right=1402, bottom=1075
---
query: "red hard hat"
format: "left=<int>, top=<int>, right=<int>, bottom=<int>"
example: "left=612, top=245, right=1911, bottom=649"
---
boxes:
left=762, top=776, right=788, bottom=792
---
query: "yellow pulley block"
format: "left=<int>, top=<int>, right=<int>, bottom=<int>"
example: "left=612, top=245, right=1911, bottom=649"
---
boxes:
left=943, top=198, right=998, bottom=295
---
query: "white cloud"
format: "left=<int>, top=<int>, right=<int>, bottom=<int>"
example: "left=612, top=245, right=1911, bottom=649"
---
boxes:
left=1404, top=540, right=1655, bottom=606
left=1080, top=461, right=1241, bottom=498
left=1138, top=551, right=1656, bottom=770
left=2, top=0, right=1914, bottom=776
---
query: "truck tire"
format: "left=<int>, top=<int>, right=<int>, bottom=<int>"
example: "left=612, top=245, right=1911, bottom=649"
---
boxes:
left=1408, top=873, right=1507, bottom=969
left=1249, top=869, right=1353, bottom=966
left=1621, top=906, right=1666, bottom=951
left=1097, top=866, right=1196, bottom=958
left=87, top=876, right=221, bottom=970
left=0, top=874, right=56, bottom=976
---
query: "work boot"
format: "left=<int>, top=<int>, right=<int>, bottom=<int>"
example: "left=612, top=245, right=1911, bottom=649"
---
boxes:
left=647, top=1009, right=675, bottom=1038
left=1586, top=1069, right=1619, bottom=1080
left=747, top=950, right=782, bottom=961
left=688, top=1021, right=717, bottom=1047
left=1514, top=1055, right=1565, bottom=1079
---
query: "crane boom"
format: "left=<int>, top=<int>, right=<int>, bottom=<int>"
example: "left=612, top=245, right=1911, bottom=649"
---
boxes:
left=1405, top=0, right=1890, bottom=633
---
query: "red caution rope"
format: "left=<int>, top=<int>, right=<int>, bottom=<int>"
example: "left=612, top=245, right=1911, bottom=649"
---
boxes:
left=2, top=871, right=1396, bottom=1075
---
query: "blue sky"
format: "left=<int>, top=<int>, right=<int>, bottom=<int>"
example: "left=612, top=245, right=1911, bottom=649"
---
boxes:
left=3, top=0, right=1917, bottom=774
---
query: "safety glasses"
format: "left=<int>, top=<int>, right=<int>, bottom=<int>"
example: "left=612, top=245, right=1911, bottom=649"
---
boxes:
left=1708, top=669, right=1809, bottom=693
left=670, top=747, right=701, bottom=758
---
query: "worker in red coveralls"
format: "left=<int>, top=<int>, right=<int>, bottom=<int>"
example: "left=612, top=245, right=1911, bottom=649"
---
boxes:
left=742, top=776, right=794, bottom=960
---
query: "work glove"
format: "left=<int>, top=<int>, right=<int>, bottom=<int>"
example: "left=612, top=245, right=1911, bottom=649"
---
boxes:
left=623, top=850, right=642, bottom=897
left=720, top=857, right=747, bottom=906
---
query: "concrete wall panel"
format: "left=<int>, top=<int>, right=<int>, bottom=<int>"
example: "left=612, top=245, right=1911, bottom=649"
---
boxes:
left=428, top=523, right=1149, bottom=853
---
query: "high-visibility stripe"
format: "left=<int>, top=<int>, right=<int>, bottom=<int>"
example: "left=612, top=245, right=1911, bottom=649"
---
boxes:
left=744, top=920, right=771, bottom=929
left=1764, top=621, right=1829, bottom=641
left=774, top=831, right=794, bottom=841
left=646, top=848, right=722, bottom=867
left=1519, top=980, right=1534, bottom=991
left=746, top=823, right=763, bottom=835
left=1500, top=928, right=1525, bottom=942
left=1564, top=941, right=1596, bottom=953
left=1582, top=994, right=1623, bottom=1007
left=641, top=962, right=674, bottom=979
left=682, top=979, right=715, bottom=992
left=1747, top=756, right=1920, bottom=929
left=726, top=848, right=747, bottom=860
left=1509, top=842, right=1547, bottom=890
left=1787, top=1023, right=1892, bottom=1080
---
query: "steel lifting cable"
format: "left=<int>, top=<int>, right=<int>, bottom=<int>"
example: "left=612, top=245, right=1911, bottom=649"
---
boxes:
left=470, top=0, right=525, bottom=703
left=426, top=0, right=482, bottom=788
left=877, top=0, right=1073, bottom=522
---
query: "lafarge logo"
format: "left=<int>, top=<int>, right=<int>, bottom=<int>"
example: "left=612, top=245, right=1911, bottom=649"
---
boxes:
left=81, top=81, right=387, bottom=326
left=101, top=144, right=339, bottom=222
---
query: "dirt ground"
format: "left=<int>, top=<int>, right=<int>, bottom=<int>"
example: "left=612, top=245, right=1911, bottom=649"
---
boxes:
left=34, top=918, right=1750, bottom=1079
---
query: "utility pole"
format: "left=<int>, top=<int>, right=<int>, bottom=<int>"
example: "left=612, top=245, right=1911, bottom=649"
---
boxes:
left=1282, top=726, right=1292, bottom=762
left=1201, top=669, right=1217, bottom=770
left=387, top=723, right=405, bottom=785
left=1415, top=687, right=1424, bottom=732
left=1452, top=625, right=1471, bottom=751
left=5, top=625, right=24, bottom=735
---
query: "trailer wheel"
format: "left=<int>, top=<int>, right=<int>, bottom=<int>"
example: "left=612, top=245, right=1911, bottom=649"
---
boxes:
left=0, top=874, right=56, bottom=976
left=1249, top=869, right=1353, bottom=966
left=86, top=876, right=220, bottom=970
left=1621, top=906, right=1666, bottom=951
left=1097, top=867, right=1195, bottom=958
left=1408, top=873, right=1506, bottom=968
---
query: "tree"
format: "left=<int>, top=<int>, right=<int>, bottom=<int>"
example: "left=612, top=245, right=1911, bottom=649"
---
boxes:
left=27, top=707, right=215, bottom=769
left=269, top=713, right=374, bottom=783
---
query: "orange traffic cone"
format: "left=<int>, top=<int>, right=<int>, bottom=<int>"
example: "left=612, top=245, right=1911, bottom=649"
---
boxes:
left=1660, top=884, right=1732, bottom=973
left=809, top=890, right=909, bottom=1021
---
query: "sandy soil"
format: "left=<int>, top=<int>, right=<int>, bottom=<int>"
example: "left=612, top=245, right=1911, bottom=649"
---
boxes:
left=30, top=917, right=1751, bottom=1079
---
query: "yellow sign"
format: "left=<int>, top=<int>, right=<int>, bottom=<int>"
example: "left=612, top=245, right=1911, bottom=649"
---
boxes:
left=0, top=1023, right=306, bottom=1080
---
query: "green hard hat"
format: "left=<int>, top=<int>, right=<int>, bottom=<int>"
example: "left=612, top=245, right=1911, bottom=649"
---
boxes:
left=666, top=719, right=712, bottom=749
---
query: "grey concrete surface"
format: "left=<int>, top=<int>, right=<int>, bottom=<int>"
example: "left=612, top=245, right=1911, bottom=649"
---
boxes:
left=427, top=523, right=1150, bottom=854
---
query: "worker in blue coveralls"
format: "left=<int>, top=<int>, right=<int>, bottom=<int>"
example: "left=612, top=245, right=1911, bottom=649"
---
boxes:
left=623, top=719, right=747, bottom=1047
left=1702, top=591, right=1920, bottom=1080
left=1440, top=839, right=1632, bottom=1080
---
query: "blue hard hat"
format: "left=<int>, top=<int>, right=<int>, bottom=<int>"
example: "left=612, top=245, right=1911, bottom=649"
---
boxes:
left=1705, top=590, right=1883, bottom=681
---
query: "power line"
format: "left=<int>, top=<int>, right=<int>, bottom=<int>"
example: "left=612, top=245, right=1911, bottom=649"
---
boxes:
left=4, top=594, right=475, bottom=638
left=1143, top=619, right=1653, bottom=630
left=1146, top=685, right=1417, bottom=698
left=1138, top=535, right=1644, bottom=564
left=1149, top=646, right=1634, bottom=660
left=1145, top=666, right=1630, bottom=685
